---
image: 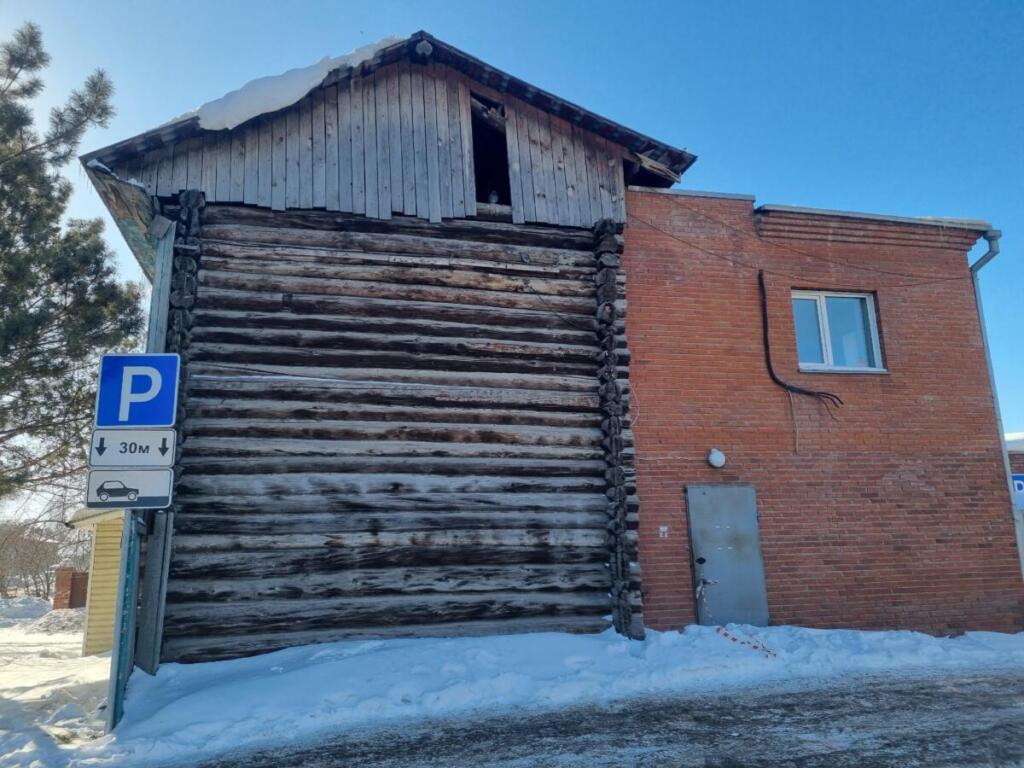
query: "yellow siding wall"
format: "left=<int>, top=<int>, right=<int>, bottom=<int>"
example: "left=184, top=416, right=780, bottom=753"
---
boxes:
left=83, top=517, right=123, bottom=656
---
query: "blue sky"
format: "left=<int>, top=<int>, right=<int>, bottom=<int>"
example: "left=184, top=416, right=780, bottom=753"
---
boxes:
left=3, top=0, right=1022, bottom=431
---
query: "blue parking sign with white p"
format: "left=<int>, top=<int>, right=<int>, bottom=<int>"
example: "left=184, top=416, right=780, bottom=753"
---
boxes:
left=94, top=353, right=180, bottom=428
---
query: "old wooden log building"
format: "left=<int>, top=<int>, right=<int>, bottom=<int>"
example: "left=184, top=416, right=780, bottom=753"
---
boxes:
left=84, top=32, right=689, bottom=664
left=84, top=31, right=1023, bottom=672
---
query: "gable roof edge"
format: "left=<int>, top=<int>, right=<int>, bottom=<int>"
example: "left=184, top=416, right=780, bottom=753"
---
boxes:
left=81, top=32, right=695, bottom=180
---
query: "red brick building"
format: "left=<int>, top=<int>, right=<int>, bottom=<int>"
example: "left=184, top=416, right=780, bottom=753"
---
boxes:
left=624, top=187, right=1024, bottom=634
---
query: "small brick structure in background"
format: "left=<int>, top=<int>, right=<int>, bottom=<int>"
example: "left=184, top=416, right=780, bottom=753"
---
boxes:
left=623, top=188, right=1024, bottom=635
left=53, top=566, right=89, bottom=610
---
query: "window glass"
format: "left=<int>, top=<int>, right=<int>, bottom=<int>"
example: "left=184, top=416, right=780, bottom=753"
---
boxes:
left=792, top=298, right=824, bottom=364
left=825, top=296, right=876, bottom=368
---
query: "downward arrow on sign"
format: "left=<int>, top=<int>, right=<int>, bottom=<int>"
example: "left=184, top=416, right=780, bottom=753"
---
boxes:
left=159, top=437, right=169, bottom=456
left=96, top=437, right=106, bottom=456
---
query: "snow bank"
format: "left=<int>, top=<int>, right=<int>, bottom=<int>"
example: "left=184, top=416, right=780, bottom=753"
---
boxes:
left=177, top=36, right=403, bottom=132
left=27, top=608, right=86, bottom=635
left=0, top=626, right=108, bottom=768
left=0, top=596, right=51, bottom=628
left=70, top=624, right=1024, bottom=768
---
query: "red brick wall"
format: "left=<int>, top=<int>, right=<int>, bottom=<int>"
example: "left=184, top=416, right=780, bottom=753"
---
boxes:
left=623, top=189, right=1024, bottom=634
left=53, top=567, right=89, bottom=610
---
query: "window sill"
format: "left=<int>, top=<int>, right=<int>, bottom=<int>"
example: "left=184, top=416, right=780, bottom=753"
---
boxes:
left=798, top=365, right=889, bottom=375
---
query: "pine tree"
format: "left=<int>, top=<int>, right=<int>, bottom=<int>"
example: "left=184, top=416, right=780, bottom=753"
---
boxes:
left=0, top=23, right=144, bottom=500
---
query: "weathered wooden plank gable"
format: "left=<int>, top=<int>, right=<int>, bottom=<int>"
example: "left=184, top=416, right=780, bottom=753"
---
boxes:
left=257, top=119, right=272, bottom=208
left=399, top=62, right=417, bottom=217
left=243, top=125, right=259, bottom=205
left=350, top=76, right=366, bottom=215
left=386, top=68, right=403, bottom=214
left=271, top=113, right=287, bottom=211
left=127, top=60, right=627, bottom=227
left=337, top=83, right=354, bottom=213
left=374, top=70, right=391, bottom=220
left=446, top=70, right=466, bottom=218
left=311, top=90, right=327, bottom=209
left=324, top=85, right=340, bottom=211
left=215, top=133, right=232, bottom=202
left=230, top=130, right=245, bottom=202
left=171, top=140, right=189, bottom=195
left=363, top=72, right=379, bottom=219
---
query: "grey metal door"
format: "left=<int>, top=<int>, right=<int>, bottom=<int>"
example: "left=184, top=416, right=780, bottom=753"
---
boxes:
left=686, top=484, right=769, bottom=626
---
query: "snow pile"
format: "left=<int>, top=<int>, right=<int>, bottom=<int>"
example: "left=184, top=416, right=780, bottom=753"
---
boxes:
left=0, top=624, right=108, bottom=767
left=0, top=596, right=51, bottom=628
left=27, top=608, right=86, bottom=635
left=180, top=36, right=403, bottom=132
left=65, top=624, right=1024, bottom=768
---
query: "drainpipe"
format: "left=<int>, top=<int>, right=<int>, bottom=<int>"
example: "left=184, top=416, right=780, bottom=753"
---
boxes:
left=969, top=230, right=1024, bottom=577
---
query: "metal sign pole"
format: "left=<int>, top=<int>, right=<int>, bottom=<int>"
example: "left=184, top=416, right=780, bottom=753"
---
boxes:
left=99, top=219, right=178, bottom=731
left=105, top=510, right=141, bottom=730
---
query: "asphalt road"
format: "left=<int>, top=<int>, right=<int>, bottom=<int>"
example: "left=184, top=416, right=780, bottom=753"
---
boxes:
left=199, top=670, right=1024, bottom=768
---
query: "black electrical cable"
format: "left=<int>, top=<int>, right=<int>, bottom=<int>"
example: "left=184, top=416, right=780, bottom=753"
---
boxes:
left=758, top=270, right=843, bottom=411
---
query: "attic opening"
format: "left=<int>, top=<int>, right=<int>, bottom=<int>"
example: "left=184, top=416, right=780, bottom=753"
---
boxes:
left=470, top=92, right=511, bottom=206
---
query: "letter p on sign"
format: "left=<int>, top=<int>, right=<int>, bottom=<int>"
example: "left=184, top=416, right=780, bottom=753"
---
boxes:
left=119, top=366, right=162, bottom=421
left=95, top=354, right=180, bottom=428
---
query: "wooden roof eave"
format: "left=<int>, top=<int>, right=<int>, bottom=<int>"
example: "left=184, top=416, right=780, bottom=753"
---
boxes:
left=84, top=166, right=165, bottom=281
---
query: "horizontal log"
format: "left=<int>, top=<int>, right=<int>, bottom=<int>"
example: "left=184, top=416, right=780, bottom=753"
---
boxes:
left=200, top=239, right=593, bottom=278
left=186, top=364, right=600, bottom=393
left=175, top=472, right=606, bottom=498
left=181, top=437, right=604, bottom=462
left=197, top=269, right=594, bottom=314
left=187, top=327, right=597, bottom=364
left=161, top=615, right=611, bottom=662
left=173, top=492, right=606, bottom=515
left=199, top=255, right=594, bottom=297
left=165, top=564, right=616, bottom=602
left=179, top=454, right=605, bottom=477
left=185, top=398, right=599, bottom=428
left=168, top=542, right=609, bottom=579
left=162, top=590, right=611, bottom=637
left=201, top=205, right=596, bottom=250
left=186, top=377, right=602, bottom=412
left=195, top=287, right=600, bottom=332
left=182, top=417, right=602, bottom=447
left=170, top=531, right=610, bottom=557
left=186, top=341, right=595, bottom=377
left=173, top=509, right=608, bottom=536
left=190, top=308, right=599, bottom=346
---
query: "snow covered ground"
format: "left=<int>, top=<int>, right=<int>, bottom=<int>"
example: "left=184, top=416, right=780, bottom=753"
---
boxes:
left=3, top=605, right=1023, bottom=768
left=0, top=600, right=109, bottom=768
left=78, top=624, right=1024, bottom=768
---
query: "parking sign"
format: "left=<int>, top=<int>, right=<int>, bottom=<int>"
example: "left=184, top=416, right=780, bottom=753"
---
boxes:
left=95, top=354, right=180, bottom=428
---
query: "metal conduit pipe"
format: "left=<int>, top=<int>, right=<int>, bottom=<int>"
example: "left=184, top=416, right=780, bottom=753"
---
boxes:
left=969, top=230, right=1024, bottom=577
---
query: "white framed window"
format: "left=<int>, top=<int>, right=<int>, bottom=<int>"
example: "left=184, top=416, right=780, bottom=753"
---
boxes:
left=791, top=290, right=884, bottom=373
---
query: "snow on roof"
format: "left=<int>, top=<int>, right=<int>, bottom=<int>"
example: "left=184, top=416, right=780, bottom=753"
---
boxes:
left=177, top=36, right=404, bottom=132
left=1006, top=432, right=1024, bottom=453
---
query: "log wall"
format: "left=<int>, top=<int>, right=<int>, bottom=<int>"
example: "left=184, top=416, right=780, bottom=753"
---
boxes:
left=113, top=62, right=625, bottom=229
left=160, top=203, right=641, bottom=661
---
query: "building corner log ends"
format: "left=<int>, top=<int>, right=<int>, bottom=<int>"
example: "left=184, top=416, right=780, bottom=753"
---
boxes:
left=593, top=218, right=645, bottom=639
left=167, top=190, right=205, bottom=512
left=165, top=188, right=205, bottom=639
